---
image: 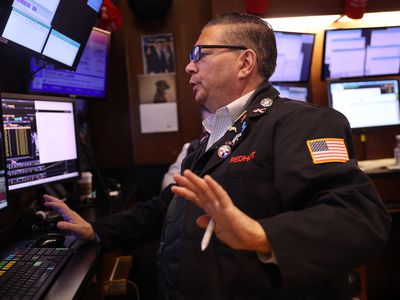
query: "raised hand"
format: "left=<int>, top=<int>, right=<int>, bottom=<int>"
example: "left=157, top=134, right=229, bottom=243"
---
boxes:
left=171, top=170, right=271, bottom=253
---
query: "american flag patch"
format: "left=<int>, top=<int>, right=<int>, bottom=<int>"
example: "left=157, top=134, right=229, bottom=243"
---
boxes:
left=307, top=138, right=349, bottom=164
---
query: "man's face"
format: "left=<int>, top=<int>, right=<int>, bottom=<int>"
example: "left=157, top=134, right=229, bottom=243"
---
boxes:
left=185, top=25, right=243, bottom=113
left=155, top=41, right=163, bottom=50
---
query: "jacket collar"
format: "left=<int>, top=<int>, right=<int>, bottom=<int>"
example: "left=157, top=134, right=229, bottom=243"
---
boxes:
left=188, top=81, right=279, bottom=176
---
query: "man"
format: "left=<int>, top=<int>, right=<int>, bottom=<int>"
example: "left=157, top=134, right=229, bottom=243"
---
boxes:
left=45, top=12, right=391, bottom=299
left=146, top=38, right=167, bottom=73
left=162, top=39, right=175, bottom=73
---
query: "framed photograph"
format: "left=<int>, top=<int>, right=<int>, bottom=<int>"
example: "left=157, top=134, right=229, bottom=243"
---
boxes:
left=138, top=73, right=178, bottom=133
left=141, top=33, right=176, bottom=74
left=137, top=73, right=176, bottom=104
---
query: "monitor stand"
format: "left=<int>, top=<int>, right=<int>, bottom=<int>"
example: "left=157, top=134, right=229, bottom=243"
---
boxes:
left=44, top=183, right=67, bottom=202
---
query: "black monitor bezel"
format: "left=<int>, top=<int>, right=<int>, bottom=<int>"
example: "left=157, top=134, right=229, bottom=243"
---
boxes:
left=0, top=98, right=8, bottom=211
left=321, top=25, right=400, bottom=81
left=272, top=82, right=311, bottom=102
left=271, top=30, right=316, bottom=84
left=327, top=78, right=400, bottom=129
left=27, top=27, right=111, bottom=100
left=0, top=93, right=81, bottom=193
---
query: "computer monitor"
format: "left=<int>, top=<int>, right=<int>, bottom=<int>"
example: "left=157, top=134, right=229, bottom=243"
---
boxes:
left=322, top=26, right=400, bottom=80
left=328, top=79, right=400, bottom=129
left=1, top=93, right=80, bottom=191
left=0, top=0, right=103, bottom=70
left=28, top=27, right=110, bottom=99
left=0, top=132, right=7, bottom=210
left=269, top=31, right=315, bottom=83
left=273, top=83, right=309, bottom=102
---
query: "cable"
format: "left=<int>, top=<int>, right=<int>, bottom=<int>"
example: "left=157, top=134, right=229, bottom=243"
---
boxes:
left=79, top=130, right=110, bottom=201
left=126, top=280, right=140, bottom=300
left=0, top=213, right=22, bottom=233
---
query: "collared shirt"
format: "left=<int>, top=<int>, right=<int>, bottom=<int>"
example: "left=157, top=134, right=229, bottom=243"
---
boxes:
left=201, top=90, right=278, bottom=265
left=202, top=90, right=254, bottom=150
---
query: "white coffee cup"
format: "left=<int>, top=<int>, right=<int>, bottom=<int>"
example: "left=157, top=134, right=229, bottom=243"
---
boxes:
left=77, top=171, right=93, bottom=200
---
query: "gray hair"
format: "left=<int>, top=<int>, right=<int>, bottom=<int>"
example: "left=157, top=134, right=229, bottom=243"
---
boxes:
left=204, top=12, right=277, bottom=80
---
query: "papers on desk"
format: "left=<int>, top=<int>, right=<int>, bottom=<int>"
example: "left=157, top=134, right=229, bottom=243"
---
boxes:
left=386, top=164, right=400, bottom=170
left=358, top=158, right=398, bottom=172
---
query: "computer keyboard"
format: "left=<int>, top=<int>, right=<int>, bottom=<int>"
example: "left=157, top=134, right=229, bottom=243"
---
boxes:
left=0, top=247, right=73, bottom=300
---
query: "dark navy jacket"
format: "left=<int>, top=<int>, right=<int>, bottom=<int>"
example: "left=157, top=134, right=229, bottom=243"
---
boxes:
left=92, top=81, right=391, bottom=300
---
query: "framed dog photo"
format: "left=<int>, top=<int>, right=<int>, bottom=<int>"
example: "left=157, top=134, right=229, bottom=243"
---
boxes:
left=137, top=73, right=176, bottom=104
left=138, top=73, right=178, bottom=133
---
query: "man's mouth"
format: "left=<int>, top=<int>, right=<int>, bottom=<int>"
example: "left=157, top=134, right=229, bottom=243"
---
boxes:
left=190, top=81, right=200, bottom=93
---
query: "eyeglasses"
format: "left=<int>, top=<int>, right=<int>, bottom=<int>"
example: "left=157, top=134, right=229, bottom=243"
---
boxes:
left=189, top=45, right=247, bottom=63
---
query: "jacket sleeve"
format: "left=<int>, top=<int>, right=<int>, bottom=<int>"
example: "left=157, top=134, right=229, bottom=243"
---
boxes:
left=91, top=186, right=174, bottom=249
left=259, top=105, right=391, bottom=288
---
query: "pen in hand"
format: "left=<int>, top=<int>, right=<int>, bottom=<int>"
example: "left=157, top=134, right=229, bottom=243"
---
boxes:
left=201, top=219, right=215, bottom=251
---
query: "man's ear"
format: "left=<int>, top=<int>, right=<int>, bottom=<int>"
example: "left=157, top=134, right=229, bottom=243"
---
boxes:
left=238, top=49, right=257, bottom=79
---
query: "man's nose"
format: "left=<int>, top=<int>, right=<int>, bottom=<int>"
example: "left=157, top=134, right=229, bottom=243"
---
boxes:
left=185, top=60, right=197, bottom=75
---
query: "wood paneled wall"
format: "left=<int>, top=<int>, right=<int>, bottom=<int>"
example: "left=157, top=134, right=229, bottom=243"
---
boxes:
left=89, top=0, right=212, bottom=166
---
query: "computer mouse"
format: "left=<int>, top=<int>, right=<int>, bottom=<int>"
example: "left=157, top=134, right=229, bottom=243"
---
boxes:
left=30, top=233, right=66, bottom=248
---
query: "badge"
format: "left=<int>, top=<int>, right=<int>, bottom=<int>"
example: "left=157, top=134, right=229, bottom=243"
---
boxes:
left=241, top=121, right=247, bottom=131
left=231, top=132, right=242, bottom=144
left=228, top=126, right=237, bottom=133
left=199, top=132, right=209, bottom=145
left=217, top=145, right=231, bottom=159
left=307, top=138, right=349, bottom=164
left=253, top=108, right=266, bottom=114
left=260, top=98, right=274, bottom=107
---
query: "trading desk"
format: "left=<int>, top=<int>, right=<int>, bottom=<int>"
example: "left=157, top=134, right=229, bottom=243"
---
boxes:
left=358, top=158, right=400, bottom=299
left=0, top=198, right=123, bottom=300
left=44, top=239, right=100, bottom=299
left=0, top=232, right=100, bottom=300
left=45, top=202, right=121, bottom=299
left=358, top=158, right=400, bottom=210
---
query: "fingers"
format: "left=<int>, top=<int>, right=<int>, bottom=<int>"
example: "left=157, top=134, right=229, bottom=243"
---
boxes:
left=204, top=175, right=232, bottom=208
left=43, top=194, right=95, bottom=241
left=43, top=194, right=70, bottom=212
left=196, top=215, right=211, bottom=228
left=43, top=194, right=60, bottom=202
left=173, top=170, right=219, bottom=209
left=171, top=185, right=199, bottom=205
left=43, top=197, right=74, bottom=223
left=173, top=172, right=198, bottom=194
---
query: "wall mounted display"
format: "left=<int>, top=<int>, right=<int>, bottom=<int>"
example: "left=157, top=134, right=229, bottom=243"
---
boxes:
left=270, top=31, right=315, bottom=83
left=322, top=26, right=400, bottom=80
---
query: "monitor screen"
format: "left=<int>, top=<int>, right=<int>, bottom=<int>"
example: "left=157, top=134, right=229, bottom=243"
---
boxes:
left=273, top=83, right=309, bottom=102
left=28, top=27, right=110, bottom=98
left=0, top=0, right=103, bottom=69
left=322, top=26, right=400, bottom=80
left=269, top=31, right=315, bottom=83
left=0, top=132, right=7, bottom=210
left=1, top=93, right=79, bottom=191
left=328, top=79, right=400, bottom=129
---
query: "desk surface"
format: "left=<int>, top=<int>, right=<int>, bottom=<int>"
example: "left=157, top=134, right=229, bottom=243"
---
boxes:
left=0, top=201, right=113, bottom=300
left=0, top=183, right=135, bottom=299
left=44, top=202, right=112, bottom=299
left=358, top=158, right=400, bottom=175
left=44, top=239, right=100, bottom=300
